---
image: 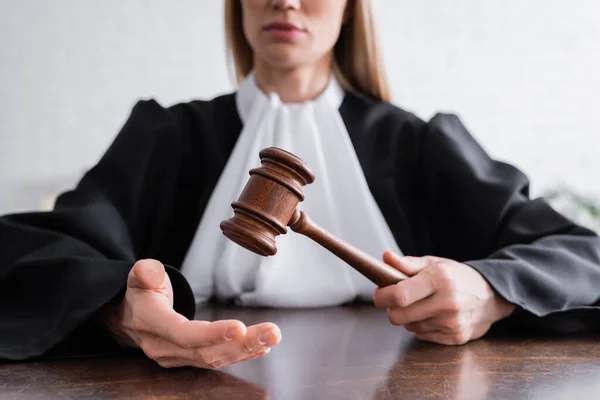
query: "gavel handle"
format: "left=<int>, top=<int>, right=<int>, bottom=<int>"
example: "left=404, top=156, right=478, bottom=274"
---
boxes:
left=288, top=210, right=408, bottom=287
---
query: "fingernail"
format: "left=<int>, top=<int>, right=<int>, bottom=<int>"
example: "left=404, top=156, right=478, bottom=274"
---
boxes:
left=259, top=330, right=273, bottom=345
left=226, top=328, right=241, bottom=340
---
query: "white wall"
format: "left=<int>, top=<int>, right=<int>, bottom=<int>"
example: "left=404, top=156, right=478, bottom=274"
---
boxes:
left=1, top=0, right=599, bottom=215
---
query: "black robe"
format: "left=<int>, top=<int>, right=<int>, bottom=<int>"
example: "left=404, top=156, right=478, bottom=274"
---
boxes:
left=1, top=92, right=600, bottom=361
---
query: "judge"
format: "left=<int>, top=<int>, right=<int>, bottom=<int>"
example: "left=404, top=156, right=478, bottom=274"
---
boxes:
left=1, top=0, right=600, bottom=369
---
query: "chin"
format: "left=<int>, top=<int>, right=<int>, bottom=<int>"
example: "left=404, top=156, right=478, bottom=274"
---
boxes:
left=261, top=46, right=312, bottom=69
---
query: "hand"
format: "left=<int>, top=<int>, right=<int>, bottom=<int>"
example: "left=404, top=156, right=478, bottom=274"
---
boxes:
left=373, top=252, right=515, bottom=345
left=100, top=259, right=281, bottom=368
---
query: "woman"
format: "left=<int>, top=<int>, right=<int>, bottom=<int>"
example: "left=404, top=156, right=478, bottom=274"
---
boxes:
left=1, top=0, right=599, bottom=369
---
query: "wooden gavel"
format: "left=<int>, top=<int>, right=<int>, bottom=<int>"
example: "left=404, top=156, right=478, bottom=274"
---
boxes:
left=220, top=147, right=407, bottom=287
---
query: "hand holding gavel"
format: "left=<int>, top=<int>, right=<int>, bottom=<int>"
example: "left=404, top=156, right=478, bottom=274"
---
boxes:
left=220, top=147, right=407, bottom=287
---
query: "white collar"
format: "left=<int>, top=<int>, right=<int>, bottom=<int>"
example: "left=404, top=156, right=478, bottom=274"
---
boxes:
left=235, top=70, right=345, bottom=124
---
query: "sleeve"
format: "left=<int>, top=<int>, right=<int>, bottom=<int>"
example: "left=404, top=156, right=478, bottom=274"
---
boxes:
left=0, top=100, right=195, bottom=361
left=420, top=113, right=600, bottom=333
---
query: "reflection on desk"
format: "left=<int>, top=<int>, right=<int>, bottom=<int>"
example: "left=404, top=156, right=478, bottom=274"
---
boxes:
left=1, top=304, right=600, bottom=399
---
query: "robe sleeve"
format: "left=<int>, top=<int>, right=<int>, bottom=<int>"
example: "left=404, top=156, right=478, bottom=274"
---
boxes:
left=420, top=113, right=600, bottom=333
left=0, top=99, right=195, bottom=361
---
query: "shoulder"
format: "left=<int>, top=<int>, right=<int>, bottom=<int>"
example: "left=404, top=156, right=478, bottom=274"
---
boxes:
left=340, top=92, right=427, bottom=169
left=118, top=93, right=240, bottom=154
left=342, top=91, right=477, bottom=146
left=341, top=91, right=509, bottom=177
left=423, top=112, right=512, bottom=179
left=425, top=112, right=485, bottom=156
left=341, top=91, right=426, bottom=135
left=342, top=90, right=482, bottom=141
left=126, top=92, right=238, bottom=133
left=418, top=113, right=530, bottom=192
left=170, top=92, right=238, bottom=123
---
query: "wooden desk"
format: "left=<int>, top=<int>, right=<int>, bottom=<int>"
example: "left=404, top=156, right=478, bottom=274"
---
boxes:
left=2, top=305, right=600, bottom=399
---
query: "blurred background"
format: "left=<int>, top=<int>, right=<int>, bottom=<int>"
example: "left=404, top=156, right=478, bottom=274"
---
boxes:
left=1, top=0, right=599, bottom=231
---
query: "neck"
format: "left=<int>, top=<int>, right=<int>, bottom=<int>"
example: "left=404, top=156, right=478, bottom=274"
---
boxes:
left=253, top=55, right=333, bottom=103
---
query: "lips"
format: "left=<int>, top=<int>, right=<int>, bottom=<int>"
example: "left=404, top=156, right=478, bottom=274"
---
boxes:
left=263, top=21, right=305, bottom=32
left=262, top=20, right=306, bottom=41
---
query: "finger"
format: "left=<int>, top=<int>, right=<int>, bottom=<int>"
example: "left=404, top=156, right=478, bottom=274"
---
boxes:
left=146, top=322, right=280, bottom=368
left=240, top=347, right=271, bottom=363
left=153, top=356, right=230, bottom=369
left=405, top=314, right=470, bottom=335
left=242, top=322, right=281, bottom=352
left=136, top=302, right=248, bottom=348
left=210, top=323, right=281, bottom=365
left=168, top=319, right=248, bottom=349
left=129, top=259, right=167, bottom=290
left=416, top=331, right=471, bottom=346
left=152, top=357, right=189, bottom=369
left=139, top=334, right=192, bottom=361
left=153, top=349, right=272, bottom=370
left=404, top=316, right=448, bottom=334
left=137, top=324, right=251, bottom=365
left=386, top=292, right=445, bottom=326
left=373, top=268, right=436, bottom=308
left=404, top=319, right=438, bottom=334
left=217, top=334, right=276, bottom=367
left=383, top=253, right=439, bottom=277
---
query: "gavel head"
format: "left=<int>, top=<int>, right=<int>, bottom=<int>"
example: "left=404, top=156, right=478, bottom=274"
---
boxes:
left=220, top=147, right=315, bottom=256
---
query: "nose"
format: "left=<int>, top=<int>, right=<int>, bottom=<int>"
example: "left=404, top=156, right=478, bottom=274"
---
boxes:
left=270, top=0, right=301, bottom=11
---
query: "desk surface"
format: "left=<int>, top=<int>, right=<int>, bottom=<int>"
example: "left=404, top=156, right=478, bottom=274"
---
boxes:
left=2, top=305, right=600, bottom=399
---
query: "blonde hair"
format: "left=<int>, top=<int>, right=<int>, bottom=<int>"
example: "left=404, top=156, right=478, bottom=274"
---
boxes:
left=224, top=0, right=390, bottom=102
